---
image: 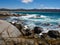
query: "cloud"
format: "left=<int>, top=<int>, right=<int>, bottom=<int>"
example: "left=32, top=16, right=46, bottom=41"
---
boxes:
left=42, top=7, right=60, bottom=9
left=42, top=7, right=58, bottom=9
left=22, top=0, right=33, bottom=3
left=38, top=4, right=60, bottom=9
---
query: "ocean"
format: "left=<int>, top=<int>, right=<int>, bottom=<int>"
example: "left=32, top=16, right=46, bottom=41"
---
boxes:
left=7, top=12, right=60, bottom=33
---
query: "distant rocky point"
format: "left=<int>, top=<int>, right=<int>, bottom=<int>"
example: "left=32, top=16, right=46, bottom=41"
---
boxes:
left=0, top=8, right=60, bottom=12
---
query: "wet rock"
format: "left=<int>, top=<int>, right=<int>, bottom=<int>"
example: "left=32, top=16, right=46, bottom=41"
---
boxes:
left=47, top=30, right=60, bottom=39
left=24, top=29, right=32, bottom=36
left=10, top=22, right=23, bottom=30
left=33, top=27, right=43, bottom=34
left=14, top=24, right=22, bottom=30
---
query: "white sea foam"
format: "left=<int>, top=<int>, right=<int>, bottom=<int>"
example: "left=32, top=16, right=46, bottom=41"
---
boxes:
left=21, top=14, right=36, bottom=18
left=8, top=14, right=60, bottom=25
left=40, top=15, right=47, bottom=18
left=20, top=14, right=47, bottom=19
left=6, top=14, right=60, bottom=32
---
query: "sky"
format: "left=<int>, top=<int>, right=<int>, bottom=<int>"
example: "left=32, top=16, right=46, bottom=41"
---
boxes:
left=0, top=0, right=60, bottom=9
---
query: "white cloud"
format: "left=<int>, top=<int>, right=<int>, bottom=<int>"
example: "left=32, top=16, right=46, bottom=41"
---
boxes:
left=42, top=7, right=60, bottom=9
left=38, top=4, right=60, bottom=9
left=22, top=0, right=33, bottom=3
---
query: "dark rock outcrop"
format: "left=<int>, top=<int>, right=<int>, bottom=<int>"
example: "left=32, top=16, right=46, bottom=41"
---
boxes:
left=24, top=29, right=32, bottom=36
left=47, top=30, right=60, bottom=39
left=33, top=27, right=43, bottom=34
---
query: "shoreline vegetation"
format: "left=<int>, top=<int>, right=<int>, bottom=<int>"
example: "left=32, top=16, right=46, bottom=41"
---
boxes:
left=0, top=10, right=60, bottom=45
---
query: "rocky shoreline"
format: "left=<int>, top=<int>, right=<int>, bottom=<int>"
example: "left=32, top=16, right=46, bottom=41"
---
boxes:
left=8, top=21, right=60, bottom=45
left=0, top=12, right=60, bottom=45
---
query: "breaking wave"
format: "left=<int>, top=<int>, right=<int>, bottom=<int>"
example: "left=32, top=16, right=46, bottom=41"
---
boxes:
left=6, top=13, right=60, bottom=32
left=19, top=14, right=60, bottom=32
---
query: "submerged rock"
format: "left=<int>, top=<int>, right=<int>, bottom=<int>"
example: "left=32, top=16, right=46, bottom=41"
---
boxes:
left=41, top=23, right=51, bottom=26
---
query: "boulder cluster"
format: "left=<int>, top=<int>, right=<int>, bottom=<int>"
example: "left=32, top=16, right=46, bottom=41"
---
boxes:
left=9, top=22, right=60, bottom=45
left=0, top=20, right=60, bottom=45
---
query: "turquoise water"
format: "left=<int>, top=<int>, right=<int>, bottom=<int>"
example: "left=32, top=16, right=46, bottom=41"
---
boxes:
left=15, top=12, right=60, bottom=18
left=8, top=12, right=60, bottom=32
left=14, top=12, right=60, bottom=23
